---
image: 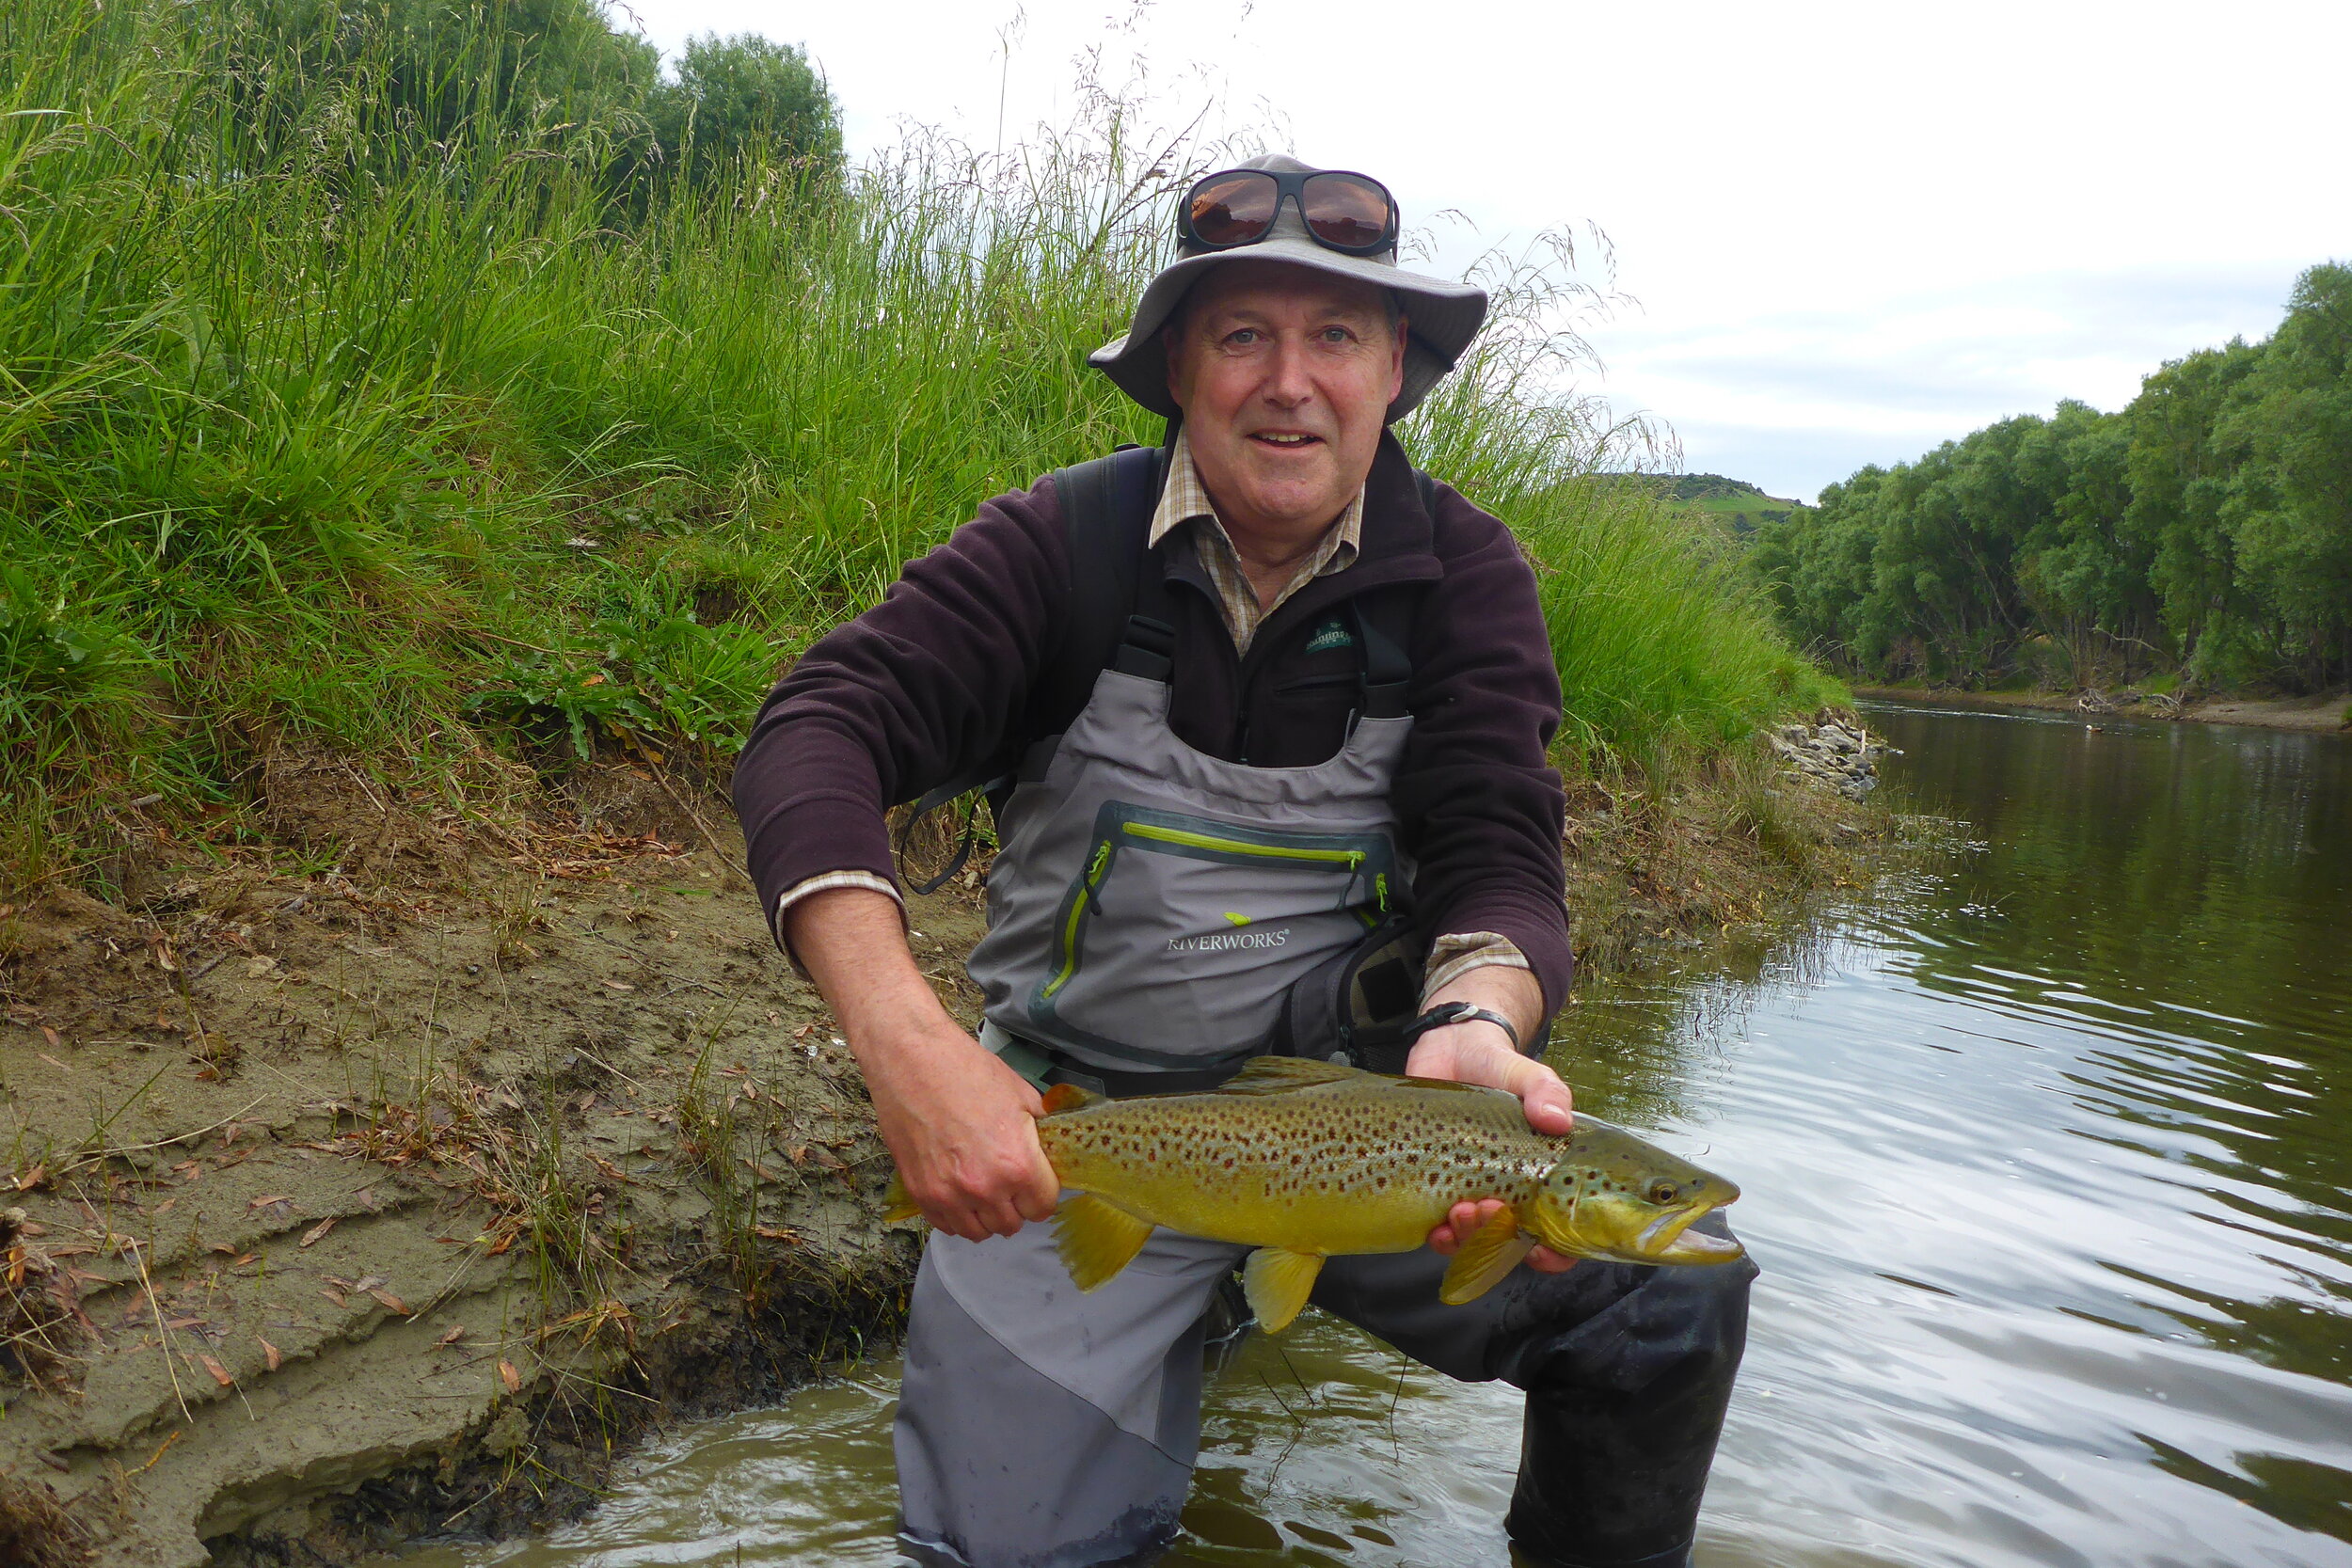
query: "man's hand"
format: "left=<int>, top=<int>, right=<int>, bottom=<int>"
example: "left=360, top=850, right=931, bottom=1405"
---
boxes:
left=1406, top=967, right=1575, bottom=1275
left=865, top=1019, right=1061, bottom=1242
left=787, top=886, right=1059, bottom=1243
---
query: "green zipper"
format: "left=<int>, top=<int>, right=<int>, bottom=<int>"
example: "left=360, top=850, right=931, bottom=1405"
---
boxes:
left=1120, top=821, right=1367, bottom=868
left=1041, top=840, right=1118, bottom=1001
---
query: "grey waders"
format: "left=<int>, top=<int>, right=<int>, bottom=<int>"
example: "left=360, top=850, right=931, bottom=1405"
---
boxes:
left=893, top=452, right=1753, bottom=1568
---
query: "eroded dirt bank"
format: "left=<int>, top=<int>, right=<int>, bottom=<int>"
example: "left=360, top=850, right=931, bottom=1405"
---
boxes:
left=0, top=762, right=983, bottom=1565
left=0, top=737, right=1892, bottom=1564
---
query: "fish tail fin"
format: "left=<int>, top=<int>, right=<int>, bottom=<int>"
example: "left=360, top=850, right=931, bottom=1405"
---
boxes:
left=882, top=1172, right=922, bottom=1225
left=1052, top=1193, right=1153, bottom=1291
left=1439, top=1202, right=1534, bottom=1305
left=1040, top=1082, right=1103, bottom=1115
left=1241, top=1247, right=1326, bottom=1333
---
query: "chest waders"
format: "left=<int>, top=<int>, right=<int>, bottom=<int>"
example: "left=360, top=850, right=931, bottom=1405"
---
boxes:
left=968, top=622, right=1412, bottom=1086
left=892, top=451, right=1755, bottom=1568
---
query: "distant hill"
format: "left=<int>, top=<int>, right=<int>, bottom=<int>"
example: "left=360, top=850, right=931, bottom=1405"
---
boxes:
left=1605, top=473, right=1811, bottom=535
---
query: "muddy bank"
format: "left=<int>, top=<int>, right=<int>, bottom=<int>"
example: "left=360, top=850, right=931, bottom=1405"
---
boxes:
left=0, top=762, right=976, bottom=1566
left=0, top=736, right=1893, bottom=1564
left=1852, top=683, right=2352, bottom=735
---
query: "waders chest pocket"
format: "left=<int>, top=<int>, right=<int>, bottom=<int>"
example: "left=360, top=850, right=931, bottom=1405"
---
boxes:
left=1026, top=801, right=1398, bottom=1056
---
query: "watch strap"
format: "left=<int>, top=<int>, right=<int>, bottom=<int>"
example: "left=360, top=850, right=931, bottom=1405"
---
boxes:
left=1403, top=1001, right=1521, bottom=1053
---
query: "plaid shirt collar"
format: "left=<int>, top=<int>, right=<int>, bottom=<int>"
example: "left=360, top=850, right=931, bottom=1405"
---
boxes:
left=1146, top=427, right=1363, bottom=655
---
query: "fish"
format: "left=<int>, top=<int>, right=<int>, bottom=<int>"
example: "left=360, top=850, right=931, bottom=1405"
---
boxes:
left=882, top=1055, right=1743, bottom=1332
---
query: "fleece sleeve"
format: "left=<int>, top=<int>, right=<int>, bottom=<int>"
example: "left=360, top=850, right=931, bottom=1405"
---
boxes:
left=1391, top=487, right=1575, bottom=1016
left=730, top=476, right=1068, bottom=937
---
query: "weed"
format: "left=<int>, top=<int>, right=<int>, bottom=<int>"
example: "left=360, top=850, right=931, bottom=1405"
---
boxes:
left=0, top=1207, right=85, bottom=1391
left=490, top=879, right=551, bottom=969
left=669, top=1004, right=805, bottom=1312
left=341, top=1063, right=618, bottom=1310
left=0, top=1472, right=92, bottom=1568
left=1717, top=745, right=1819, bottom=869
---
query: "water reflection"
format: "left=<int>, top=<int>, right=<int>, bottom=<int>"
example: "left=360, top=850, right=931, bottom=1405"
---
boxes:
left=390, top=705, right=2352, bottom=1567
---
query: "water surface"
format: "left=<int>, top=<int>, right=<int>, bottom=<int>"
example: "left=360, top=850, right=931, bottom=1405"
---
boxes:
left=396, top=703, right=2352, bottom=1566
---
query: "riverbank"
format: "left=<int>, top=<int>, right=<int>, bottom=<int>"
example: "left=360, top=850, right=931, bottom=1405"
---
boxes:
left=1851, top=684, right=2352, bottom=735
left=0, top=733, right=1895, bottom=1564
left=0, top=760, right=933, bottom=1565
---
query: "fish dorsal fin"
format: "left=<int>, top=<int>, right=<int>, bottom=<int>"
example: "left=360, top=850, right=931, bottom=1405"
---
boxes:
left=1242, top=1246, right=1326, bottom=1332
left=1438, top=1202, right=1535, bottom=1306
left=1052, top=1193, right=1155, bottom=1291
left=1216, top=1056, right=1362, bottom=1096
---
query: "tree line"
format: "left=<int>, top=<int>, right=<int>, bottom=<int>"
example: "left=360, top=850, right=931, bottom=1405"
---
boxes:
left=206, top=0, right=843, bottom=196
left=1751, top=264, right=2352, bottom=693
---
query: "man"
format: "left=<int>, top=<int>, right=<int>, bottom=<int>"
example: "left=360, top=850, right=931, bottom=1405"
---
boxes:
left=734, top=154, right=1753, bottom=1568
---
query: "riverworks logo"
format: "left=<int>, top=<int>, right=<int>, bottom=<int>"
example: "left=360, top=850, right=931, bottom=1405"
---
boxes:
left=1167, top=927, right=1291, bottom=954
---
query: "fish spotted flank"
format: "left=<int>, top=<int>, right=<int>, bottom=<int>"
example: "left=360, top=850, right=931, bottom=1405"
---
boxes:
left=884, top=1056, right=1742, bottom=1332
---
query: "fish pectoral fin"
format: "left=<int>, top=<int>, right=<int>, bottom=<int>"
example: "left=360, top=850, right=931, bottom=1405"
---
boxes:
left=1040, top=1082, right=1103, bottom=1114
left=1439, top=1203, right=1535, bottom=1306
left=1241, top=1247, right=1326, bottom=1332
left=1052, top=1194, right=1155, bottom=1291
left=882, top=1173, right=922, bottom=1225
left=1218, top=1056, right=1361, bottom=1096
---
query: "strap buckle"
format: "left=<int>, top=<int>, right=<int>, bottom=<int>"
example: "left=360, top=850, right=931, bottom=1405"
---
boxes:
left=1110, top=614, right=1176, bottom=681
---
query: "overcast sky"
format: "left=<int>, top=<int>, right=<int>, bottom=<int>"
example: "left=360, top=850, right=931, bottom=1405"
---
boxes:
left=624, top=0, right=2347, bottom=502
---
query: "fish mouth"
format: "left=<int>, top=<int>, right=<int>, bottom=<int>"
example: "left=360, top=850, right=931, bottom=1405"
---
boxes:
left=1634, top=1202, right=1743, bottom=1263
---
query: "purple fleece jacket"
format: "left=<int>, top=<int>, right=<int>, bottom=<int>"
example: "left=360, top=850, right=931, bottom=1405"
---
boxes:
left=731, top=433, right=1575, bottom=1014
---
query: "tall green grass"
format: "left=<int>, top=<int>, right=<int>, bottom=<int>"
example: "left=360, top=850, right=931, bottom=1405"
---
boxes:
left=0, top=0, right=1834, bottom=883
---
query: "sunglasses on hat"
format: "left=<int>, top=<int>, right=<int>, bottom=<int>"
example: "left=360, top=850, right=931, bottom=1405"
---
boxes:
left=1178, top=167, right=1400, bottom=257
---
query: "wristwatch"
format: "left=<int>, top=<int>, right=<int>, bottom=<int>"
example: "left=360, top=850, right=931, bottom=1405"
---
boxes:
left=1403, top=1000, right=1521, bottom=1053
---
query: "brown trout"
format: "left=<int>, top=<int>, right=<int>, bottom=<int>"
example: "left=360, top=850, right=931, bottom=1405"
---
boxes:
left=883, top=1055, right=1743, bottom=1331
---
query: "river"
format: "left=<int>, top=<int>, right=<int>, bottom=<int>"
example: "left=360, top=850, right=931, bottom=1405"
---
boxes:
left=389, top=701, right=2352, bottom=1567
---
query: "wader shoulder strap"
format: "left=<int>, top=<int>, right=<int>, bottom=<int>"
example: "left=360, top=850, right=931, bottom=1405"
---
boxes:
left=1046, top=445, right=1168, bottom=713
left=1344, top=469, right=1437, bottom=721
left=1348, top=594, right=1413, bottom=719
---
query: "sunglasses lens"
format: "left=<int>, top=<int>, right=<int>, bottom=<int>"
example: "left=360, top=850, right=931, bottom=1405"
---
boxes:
left=1188, top=171, right=1279, bottom=246
left=1301, top=173, right=1392, bottom=249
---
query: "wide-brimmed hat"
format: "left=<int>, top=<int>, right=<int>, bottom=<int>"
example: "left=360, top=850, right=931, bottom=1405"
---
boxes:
left=1089, top=153, right=1488, bottom=423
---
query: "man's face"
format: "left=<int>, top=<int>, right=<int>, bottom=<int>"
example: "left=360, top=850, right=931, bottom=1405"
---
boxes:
left=1164, top=261, right=1406, bottom=541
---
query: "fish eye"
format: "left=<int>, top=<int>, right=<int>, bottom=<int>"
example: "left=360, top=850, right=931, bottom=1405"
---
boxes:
left=1648, top=1181, right=1679, bottom=1204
